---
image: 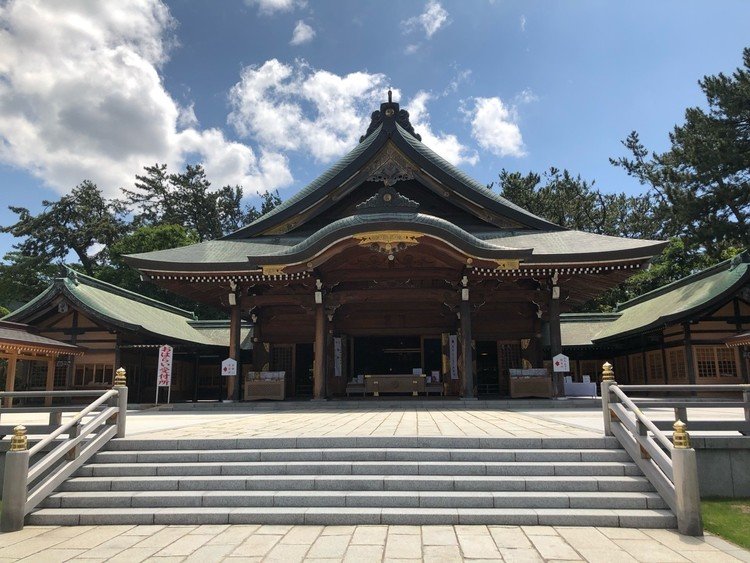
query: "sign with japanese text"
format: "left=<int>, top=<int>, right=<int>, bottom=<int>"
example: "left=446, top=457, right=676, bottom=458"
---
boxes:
left=221, top=358, right=238, bottom=377
left=333, top=337, right=342, bottom=378
left=553, top=353, right=570, bottom=373
left=157, top=345, right=173, bottom=387
left=449, top=334, right=459, bottom=380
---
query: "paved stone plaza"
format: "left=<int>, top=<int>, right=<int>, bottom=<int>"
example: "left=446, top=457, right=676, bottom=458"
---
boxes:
left=3, top=403, right=749, bottom=561
left=1, top=523, right=748, bottom=562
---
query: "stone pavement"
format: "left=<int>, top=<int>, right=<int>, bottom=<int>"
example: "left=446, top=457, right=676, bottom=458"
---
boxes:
left=0, top=523, right=748, bottom=562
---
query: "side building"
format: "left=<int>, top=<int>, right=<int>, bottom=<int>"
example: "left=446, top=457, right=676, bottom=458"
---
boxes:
left=559, top=251, right=750, bottom=386
left=2, top=269, right=251, bottom=403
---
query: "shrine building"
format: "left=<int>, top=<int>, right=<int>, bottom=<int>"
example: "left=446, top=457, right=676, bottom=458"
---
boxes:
left=123, top=95, right=669, bottom=401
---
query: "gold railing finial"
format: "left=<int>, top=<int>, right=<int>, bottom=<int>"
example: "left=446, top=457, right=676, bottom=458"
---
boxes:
left=113, top=367, right=127, bottom=387
left=602, top=362, right=615, bottom=382
left=673, top=420, right=691, bottom=449
left=10, top=425, right=28, bottom=452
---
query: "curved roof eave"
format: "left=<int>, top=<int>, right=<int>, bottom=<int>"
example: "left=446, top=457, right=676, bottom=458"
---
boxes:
left=247, top=212, right=534, bottom=266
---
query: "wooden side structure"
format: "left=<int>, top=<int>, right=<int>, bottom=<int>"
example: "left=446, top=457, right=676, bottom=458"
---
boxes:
left=3, top=270, right=250, bottom=403
left=559, top=251, right=750, bottom=386
left=0, top=321, right=83, bottom=407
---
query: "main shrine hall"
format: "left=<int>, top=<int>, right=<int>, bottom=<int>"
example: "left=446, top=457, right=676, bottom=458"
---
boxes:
left=125, top=95, right=668, bottom=401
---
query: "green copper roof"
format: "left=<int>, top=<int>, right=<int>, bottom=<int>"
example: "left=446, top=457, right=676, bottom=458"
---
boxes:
left=225, top=124, right=384, bottom=238
left=5, top=270, right=224, bottom=347
left=593, top=251, right=750, bottom=342
left=557, top=313, right=621, bottom=347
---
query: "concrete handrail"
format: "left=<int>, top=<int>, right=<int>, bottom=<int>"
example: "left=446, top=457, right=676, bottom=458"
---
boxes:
left=0, top=368, right=128, bottom=532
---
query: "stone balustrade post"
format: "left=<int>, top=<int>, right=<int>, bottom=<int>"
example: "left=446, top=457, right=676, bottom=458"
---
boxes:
left=0, top=425, right=30, bottom=532
left=113, top=367, right=128, bottom=439
left=600, top=362, right=616, bottom=436
left=672, top=420, right=703, bottom=536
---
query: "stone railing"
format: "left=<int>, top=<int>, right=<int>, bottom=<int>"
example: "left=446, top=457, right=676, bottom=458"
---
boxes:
left=0, top=368, right=128, bottom=532
left=600, top=363, right=750, bottom=536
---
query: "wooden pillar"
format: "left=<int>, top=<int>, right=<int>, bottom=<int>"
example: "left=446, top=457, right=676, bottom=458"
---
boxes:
left=192, top=353, right=199, bottom=403
left=641, top=335, right=649, bottom=385
left=683, top=322, right=696, bottom=384
left=313, top=303, right=326, bottom=400
left=4, top=352, right=18, bottom=408
left=549, top=284, right=562, bottom=358
left=660, top=333, right=669, bottom=384
left=734, top=298, right=749, bottom=383
left=45, top=356, right=56, bottom=407
left=228, top=290, right=242, bottom=401
left=460, top=296, right=474, bottom=399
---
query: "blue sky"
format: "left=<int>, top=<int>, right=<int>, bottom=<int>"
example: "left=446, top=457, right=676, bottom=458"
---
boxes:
left=1, top=0, right=749, bottom=257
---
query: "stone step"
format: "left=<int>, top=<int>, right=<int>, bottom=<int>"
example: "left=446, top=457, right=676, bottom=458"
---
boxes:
left=104, top=436, right=621, bottom=451
left=59, top=474, right=656, bottom=493
left=92, top=448, right=631, bottom=464
left=42, top=490, right=668, bottom=510
left=26, top=506, right=677, bottom=528
left=76, top=460, right=641, bottom=478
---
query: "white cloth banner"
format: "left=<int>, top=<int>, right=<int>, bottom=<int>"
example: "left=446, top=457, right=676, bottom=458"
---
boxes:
left=449, top=334, right=459, bottom=380
left=156, top=345, right=173, bottom=387
left=334, top=337, right=342, bottom=378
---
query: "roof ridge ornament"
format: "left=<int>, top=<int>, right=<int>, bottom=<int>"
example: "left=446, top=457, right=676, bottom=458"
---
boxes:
left=363, top=143, right=418, bottom=188
left=356, top=186, right=419, bottom=214
left=359, top=91, right=422, bottom=143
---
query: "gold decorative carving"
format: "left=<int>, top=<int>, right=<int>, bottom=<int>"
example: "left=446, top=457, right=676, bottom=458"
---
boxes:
left=262, top=264, right=287, bottom=276
left=354, top=231, right=423, bottom=255
left=494, top=259, right=520, bottom=271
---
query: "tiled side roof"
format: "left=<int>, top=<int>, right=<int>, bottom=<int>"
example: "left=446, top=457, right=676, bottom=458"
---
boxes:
left=5, top=271, right=222, bottom=347
left=558, top=313, right=621, bottom=347
left=593, top=251, right=750, bottom=342
left=0, top=320, right=81, bottom=352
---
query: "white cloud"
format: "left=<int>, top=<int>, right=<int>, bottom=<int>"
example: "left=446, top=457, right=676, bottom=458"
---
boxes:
left=228, top=59, right=391, bottom=163
left=469, top=97, right=526, bottom=157
left=403, top=1, right=450, bottom=39
left=404, top=43, right=420, bottom=55
left=520, top=14, right=526, bottom=32
left=244, top=0, right=303, bottom=15
left=0, top=0, right=293, bottom=196
left=290, top=20, right=315, bottom=46
left=408, top=91, right=477, bottom=166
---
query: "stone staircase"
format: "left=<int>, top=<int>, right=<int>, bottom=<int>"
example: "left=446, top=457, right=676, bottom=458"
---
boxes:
left=28, top=437, right=676, bottom=528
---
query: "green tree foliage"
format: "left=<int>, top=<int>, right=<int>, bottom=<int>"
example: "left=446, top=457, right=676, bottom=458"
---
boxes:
left=1, top=181, right=126, bottom=276
left=611, top=47, right=750, bottom=259
left=123, top=163, right=282, bottom=240
left=0, top=164, right=283, bottom=314
left=495, top=167, right=660, bottom=238
left=0, top=252, right=59, bottom=309
left=494, top=168, right=714, bottom=311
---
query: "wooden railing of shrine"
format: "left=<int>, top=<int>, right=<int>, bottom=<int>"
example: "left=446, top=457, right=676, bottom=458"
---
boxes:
left=0, top=369, right=128, bottom=532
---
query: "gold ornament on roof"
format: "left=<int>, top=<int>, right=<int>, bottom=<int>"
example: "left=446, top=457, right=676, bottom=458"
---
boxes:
left=262, top=264, right=287, bottom=276
left=494, top=259, right=520, bottom=271
left=354, top=231, right=423, bottom=256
